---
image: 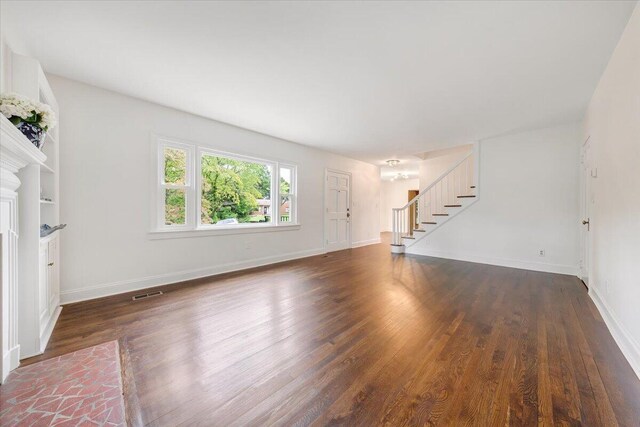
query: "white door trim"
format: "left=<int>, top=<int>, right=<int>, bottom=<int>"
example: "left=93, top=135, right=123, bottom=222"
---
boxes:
left=579, top=135, right=592, bottom=286
left=324, top=168, right=352, bottom=252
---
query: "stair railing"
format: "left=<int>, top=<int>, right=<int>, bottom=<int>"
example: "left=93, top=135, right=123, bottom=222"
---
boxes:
left=392, top=151, right=474, bottom=246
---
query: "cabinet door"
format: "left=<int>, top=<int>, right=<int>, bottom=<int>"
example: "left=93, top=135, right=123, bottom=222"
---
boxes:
left=39, top=243, right=49, bottom=329
left=47, top=236, right=59, bottom=313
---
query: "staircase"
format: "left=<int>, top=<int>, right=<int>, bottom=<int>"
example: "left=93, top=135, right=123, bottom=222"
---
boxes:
left=391, top=145, right=479, bottom=253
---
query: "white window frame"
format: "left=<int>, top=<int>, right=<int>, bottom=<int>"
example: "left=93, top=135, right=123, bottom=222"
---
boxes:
left=156, top=139, right=195, bottom=230
left=277, top=164, right=297, bottom=225
left=150, top=135, right=299, bottom=239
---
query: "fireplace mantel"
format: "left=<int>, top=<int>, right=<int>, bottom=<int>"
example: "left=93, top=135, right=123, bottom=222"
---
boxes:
left=0, top=114, right=46, bottom=190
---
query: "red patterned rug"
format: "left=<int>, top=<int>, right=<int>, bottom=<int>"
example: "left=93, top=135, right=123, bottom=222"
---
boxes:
left=0, top=341, right=126, bottom=426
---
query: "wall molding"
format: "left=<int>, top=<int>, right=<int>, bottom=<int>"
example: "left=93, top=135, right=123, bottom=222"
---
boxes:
left=405, top=248, right=578, bottom=276
left=351, top=237, right=381, bottom=248
left=39, top=306, right=62, bottom=354
left=589, top=287, right=640, bottom=380
left=60, top=247, right=326, bottom=304
left=2, top=345, right=20, bottom=384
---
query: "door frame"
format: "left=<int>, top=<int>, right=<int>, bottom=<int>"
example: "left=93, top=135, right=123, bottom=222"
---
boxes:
left=579, top=135, right=592, bottom=287
left=324, top=168, right=352, bottom=252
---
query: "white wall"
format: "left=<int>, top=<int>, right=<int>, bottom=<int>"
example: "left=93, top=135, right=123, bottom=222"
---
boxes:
left=0, top=40, right=4, bottom=92
left=582, top=4, right=640, bottom=378
left=379, top=179, right=420, bottom=232
left=49, top=75, right=380, bottom=303
left=408, top=123, right=581, bottom=275
left=418, top=145, right=472, bottom=191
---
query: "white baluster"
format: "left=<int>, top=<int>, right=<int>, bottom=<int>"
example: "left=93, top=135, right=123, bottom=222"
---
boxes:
left=456, top=164, right=460, bottom=198
left=398, top=209, right=400, bottom=244
left=464, top=160, right=468, bottom=195
left=467, top=156, right=471, bottom=190
left=392, top=209, right=395, bottom=244
left=394, top=209, right=399, bottom=245
left=403, top=208, right=406, bottom=237
left=445, top=175, right=449, bottom=205
left=430, top=189, right=433, bottom=220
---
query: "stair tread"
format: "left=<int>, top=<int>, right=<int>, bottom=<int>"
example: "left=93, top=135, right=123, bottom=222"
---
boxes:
left=432, top=213, right=449, bottom=216
left=470, top=186, right=476, bottom=189
left=402, top=235, right=415, bottom=239
left=457, top=195, right=476, bottom=198
left=444, top=204, right=462, bottom=207
left=413, top=229, right=425, bottom=232
left=422, top=221, right=437, bottom=224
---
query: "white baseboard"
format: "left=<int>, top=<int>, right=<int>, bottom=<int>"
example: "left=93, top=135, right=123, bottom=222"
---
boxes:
left=2, top=344, right=20, bottom=383
left=405, top=247, right=578, bottom=276
left=60, top=247, right=326, bottom=304
left=351, top=237, right=381, bottom=248
left=40, top=306, right=62, bottom=354
left=589, top=287, right=640, bottom=380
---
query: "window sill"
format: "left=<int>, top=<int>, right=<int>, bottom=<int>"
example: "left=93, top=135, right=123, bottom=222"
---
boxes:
left=148, top=223, right=301, bottom=240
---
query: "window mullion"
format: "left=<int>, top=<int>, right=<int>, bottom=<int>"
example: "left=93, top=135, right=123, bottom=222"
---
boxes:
left=163, top=184, right=189, bottom=190
left=187, top=147, right=196, bottom=229
left=271, top=162, right=277, bottom=226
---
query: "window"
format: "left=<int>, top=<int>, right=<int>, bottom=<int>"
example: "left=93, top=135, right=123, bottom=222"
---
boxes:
left=158, top=142, right=194, bottom=228
left=279, top=166, right=295, bottom=223
left=199, top=151, right=273, bottom=225
left=154, top=136, right=297, bottom=234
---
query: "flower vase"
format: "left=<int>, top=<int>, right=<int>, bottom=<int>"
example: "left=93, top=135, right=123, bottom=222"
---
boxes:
left=16, top=121, right=47, bottom=149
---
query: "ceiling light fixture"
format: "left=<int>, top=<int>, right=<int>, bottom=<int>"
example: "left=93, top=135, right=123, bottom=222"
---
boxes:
left=390, top=172, right=409, bottom=181
left=386, top=159, right=400, bottom=167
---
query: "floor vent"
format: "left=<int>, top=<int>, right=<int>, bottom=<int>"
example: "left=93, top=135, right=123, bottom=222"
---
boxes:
left=132, top=291, right=163, bottom=301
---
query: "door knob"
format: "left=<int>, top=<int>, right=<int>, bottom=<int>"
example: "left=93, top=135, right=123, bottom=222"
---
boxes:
left=582, top=219, right=589, bottom=225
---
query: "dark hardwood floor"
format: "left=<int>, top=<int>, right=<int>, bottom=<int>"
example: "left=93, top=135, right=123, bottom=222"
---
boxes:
left=24, top=235, right=640, bottom=426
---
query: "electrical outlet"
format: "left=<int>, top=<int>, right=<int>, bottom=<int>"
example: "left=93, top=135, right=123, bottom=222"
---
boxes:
left=538, top=249, right=545, bottom=257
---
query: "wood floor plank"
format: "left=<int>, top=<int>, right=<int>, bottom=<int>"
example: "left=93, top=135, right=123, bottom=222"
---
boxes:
left=22, top=233, right=640, bottom=426
left=535, top=287, right=554, bottom=426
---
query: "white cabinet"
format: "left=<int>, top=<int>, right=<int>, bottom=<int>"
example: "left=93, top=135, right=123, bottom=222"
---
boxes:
left=38, top=243, right=47, bottom=328
left=37, top=233, right=61, bottom=353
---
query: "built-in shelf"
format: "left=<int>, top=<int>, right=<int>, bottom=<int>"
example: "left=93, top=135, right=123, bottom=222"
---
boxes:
left=40, top=229, right=60, bottom=242
left=2, top=48, right=62, bottom=375
left=40, top=163, right=55, bottom=174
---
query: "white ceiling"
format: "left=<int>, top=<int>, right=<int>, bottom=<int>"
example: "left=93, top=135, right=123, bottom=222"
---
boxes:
left=1, top=1, right=636, bottom=165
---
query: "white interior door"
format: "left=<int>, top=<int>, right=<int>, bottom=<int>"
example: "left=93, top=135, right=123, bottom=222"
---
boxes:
left=325, top=170, right=351, bottom=252
left=580, top=137, right=592, bottom=287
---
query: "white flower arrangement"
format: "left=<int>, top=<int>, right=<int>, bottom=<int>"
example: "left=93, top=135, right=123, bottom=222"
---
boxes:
left=0, top=92, right=57, bottom=131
